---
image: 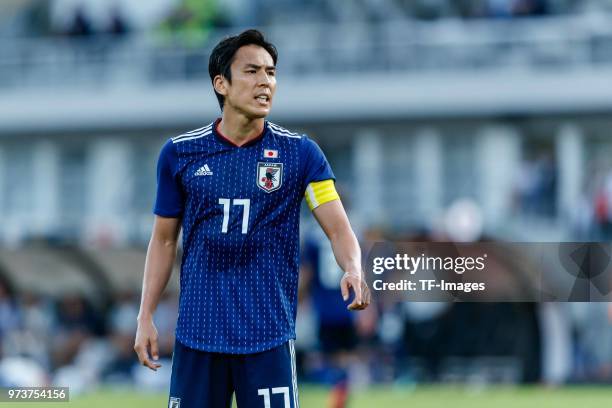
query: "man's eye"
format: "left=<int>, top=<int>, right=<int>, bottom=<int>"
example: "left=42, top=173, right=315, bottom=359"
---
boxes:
left=267, top=71, right=276, bottom=76
left=247, top=70, right=256, bottom=74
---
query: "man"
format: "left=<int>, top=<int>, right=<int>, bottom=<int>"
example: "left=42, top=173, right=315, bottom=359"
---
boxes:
left=134, top=29, right=370, bottom=408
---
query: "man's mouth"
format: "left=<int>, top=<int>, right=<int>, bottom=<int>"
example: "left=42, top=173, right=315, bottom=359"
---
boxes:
left=255, top=95, right=270, bottom=103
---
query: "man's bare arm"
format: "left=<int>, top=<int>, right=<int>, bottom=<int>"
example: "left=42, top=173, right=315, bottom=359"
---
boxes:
left=312, top=199, right=370, bottom=310
left=134, top=215, right=181, bottom=370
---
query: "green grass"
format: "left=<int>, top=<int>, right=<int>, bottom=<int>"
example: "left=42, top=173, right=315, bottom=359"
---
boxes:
left=13, top=385, right=612, bottom=408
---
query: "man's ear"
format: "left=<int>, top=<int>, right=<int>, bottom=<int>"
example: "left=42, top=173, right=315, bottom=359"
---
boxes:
left=213, top=75, right=228, bottom=96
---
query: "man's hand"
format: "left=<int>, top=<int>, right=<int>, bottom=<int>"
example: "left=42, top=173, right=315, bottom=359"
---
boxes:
left=340, top=272, right=371, bottom=311
left=134, top=317, right=162, bottom=371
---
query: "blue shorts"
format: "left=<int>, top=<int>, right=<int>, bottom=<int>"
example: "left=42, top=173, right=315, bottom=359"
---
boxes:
left=168, top=339, right=299, bottom=408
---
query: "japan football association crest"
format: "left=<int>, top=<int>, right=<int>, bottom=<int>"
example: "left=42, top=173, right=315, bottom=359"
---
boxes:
left=257, top=162, right=283, bottom=193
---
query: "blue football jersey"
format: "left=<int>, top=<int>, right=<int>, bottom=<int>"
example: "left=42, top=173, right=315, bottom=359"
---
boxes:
left=154, top=119, right=335, bottom=354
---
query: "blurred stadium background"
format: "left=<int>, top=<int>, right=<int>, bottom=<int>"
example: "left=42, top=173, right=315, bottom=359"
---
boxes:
left=1, top=0, right=612, bottom=406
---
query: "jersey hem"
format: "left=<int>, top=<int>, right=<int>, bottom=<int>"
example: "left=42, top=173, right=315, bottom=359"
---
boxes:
left=175, top=333, right=296, bottom=355
left=153, top=208, right=183, bottom=218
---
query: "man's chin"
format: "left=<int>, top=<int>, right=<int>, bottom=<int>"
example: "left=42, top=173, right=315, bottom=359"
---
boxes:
left=247, top=109, right=270, bottom=120
left=234, top=104, right=271, bottom=120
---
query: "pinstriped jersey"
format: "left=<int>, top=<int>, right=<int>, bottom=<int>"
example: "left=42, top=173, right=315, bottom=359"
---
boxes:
left=154, top=119, right=335, bottom=354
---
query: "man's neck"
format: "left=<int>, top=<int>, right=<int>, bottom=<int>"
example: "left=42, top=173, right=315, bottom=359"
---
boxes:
left=218, top=113, right=265, bottom=146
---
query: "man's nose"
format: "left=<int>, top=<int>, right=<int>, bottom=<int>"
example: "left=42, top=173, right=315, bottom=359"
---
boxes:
left=258, top=71, right=271, bottom=86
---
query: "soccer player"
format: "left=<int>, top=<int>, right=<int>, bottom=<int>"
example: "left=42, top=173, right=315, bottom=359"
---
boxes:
left=301, top=233, right=359, bottom=408
left=134, top=29, right=370, bottom=408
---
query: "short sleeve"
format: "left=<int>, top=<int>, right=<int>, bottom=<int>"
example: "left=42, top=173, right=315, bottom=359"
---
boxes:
left=300, top=137, right=335, bottom=189
left=153, top=139, right=184, bottom=217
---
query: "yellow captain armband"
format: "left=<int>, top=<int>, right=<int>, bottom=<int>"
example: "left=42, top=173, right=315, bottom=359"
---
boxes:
left=305, top=179, right=340, bottom=210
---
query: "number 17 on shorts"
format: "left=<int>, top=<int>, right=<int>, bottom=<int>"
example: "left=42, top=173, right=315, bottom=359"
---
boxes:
left=258, top=387, right=290, bottom=408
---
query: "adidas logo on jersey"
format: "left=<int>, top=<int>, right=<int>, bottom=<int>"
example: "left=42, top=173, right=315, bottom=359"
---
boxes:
left=194, top=164, right=213, bottom=176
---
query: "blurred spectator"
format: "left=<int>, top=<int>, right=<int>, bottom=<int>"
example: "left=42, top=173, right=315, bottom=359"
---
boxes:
left=593, top=169, right=612, bottom=239
left=103, top=290, right=139, bottom=383
left=301, top=231, right=358, bottom=407
left=392, top=0, right=552, bottom=18
left=159, top=0, right=229, bottom=47
left=22, top=0, right=54, bottom=37
left=6, top=292, right=55, bottom=368
left=572, top=302, right=612, bottom=382
left=487, top=0, right=515, bottom=17
left=539, top=303, right=572, bottom=385
left=451, top=0, right=483, bottom=18
left=514, top=153, right=557, bottom=218
left=67, top=5, right=93, bottom=37
left=512, top=0, right=549, bottom=16
left=108, top=5, right=129, bottom=36
left=400, top=302, right=451, bottom=381
left=55, top=294, right=102, bottom=334
left=0, top=277, right=20, bottom=340
left=50, top=294, right=110, bottom=393
left=570, top=192, right=594, bottom=240
left=52, top=294, right=103, bottom=368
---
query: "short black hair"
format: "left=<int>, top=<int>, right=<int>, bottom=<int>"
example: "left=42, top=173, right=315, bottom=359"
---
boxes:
left=208, top=29, right=278, bottom=110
